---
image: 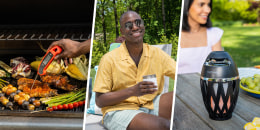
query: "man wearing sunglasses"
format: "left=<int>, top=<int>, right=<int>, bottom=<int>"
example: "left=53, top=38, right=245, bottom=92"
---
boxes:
left=94, top=11, right=176, bottom=130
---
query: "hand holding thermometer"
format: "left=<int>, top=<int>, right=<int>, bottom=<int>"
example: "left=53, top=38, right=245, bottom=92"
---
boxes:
left=31, top=46, right=63, bottom=91
left=37, top=45, right=63, bottom=76
left=30, top=45, right=63, bottom=92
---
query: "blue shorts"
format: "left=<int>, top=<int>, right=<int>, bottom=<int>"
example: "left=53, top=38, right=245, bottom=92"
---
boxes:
left=103, top=95, right=162, bottom=130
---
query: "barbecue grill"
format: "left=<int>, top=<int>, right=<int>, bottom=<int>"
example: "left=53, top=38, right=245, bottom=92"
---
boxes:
left=0, top=0, right=94, bottom=129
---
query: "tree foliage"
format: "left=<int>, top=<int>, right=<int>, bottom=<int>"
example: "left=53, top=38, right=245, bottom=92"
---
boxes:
left=211, top=0, right=258, bottom=23
left=92, top=0, right=181, bottom=67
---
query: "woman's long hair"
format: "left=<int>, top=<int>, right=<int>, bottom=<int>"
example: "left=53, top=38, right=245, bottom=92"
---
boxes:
left=182, top=0, right=212, bottom=32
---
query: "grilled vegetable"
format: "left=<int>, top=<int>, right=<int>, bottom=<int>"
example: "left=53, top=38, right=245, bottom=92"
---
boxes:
left=16, top=90, right=22, bottom=94
left=18, top=92, right=26, bottom=97
left=65, top=55, right=88, bottom=80
left=9, top=57, right=31, bottom=79
left=9, top=92, right=16, bottom=99
left=40, top=88, right=86, bottom=107
left=10, top=90, right=35, bottom=110
left=10, top=57, right=29, bottom=67
left=28, top=104, right=35, bottom=111
left=22, top=101, right=29, bottom=109
left=47, top=107, right=53, bottom=112
left=21, top=101, right=35, bottom=111
left=0, top=96, right=13, bottom=110
left=30, top=57, right=65, bottom=74
left=29, top=97, right=36, bottom=103
left=57, top=104, right=63, bottom=110
left=0, top=61, right=12, bottom=73
left=2, top=98, right=9, bottom=106
left=0, top=93, right=5, bottom=97
left=31, top=55, right=88, bottom=80
left=63, top=104, right=68, bottom=110
left=18, top=97, right=25, bottom=106
left=0, top=70, right=6, bottom=77
left=0, top=78, right=9, bottom=89
left=2, top=84, right=17, bottom=96
left=12, top=63, right=31, bottom=79
left=48, top=101, right=84, bottom=111
left=68, top=103, right=73, bottom=109
left=33, top=100, right=41, bottom=107
left=23, top=94, right=30, bottom=101
left=6, top=102, right=13, bottom=110
left=14, top=95, right=20, bottom=102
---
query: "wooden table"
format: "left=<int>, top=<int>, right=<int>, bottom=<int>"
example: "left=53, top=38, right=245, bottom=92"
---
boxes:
left=172, top=73, right=260, bottom=130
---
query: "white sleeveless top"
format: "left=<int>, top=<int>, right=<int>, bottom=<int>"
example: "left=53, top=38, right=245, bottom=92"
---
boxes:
left=177, top=27, right=224, bottom=74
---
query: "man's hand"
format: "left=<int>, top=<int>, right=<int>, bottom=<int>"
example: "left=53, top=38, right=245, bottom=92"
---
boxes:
left=95, top=81, right=157, bottom=108
left=131, top=81, right=157, bottom=96
left=48, top=39, right=91, bottom=65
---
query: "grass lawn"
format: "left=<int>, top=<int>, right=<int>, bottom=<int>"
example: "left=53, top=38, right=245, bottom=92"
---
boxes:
left=220, top=26, right=260, bottom=67
left=90, top=68, right=174, bottom=92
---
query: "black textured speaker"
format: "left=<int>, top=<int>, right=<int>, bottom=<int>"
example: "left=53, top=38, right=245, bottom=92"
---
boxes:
left=200, top=51, right=239, bottom=120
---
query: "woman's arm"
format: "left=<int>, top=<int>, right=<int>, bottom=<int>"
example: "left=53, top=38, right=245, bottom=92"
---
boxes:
left=212, top=40, right=223, bottom=51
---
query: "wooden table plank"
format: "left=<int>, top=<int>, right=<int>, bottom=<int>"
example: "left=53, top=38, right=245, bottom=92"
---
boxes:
left=180, top=73, right=260, bottom=121
left=234, top=94, right=260, bottom=122
left=174, top=74, right=248, bottom=129
left=173, top=98, right=211, bottom=130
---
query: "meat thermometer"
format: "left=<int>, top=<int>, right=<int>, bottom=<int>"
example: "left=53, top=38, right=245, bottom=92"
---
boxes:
left=31, top=45, right=62, bottom=90
left=38, top=45, right=63, bottom=76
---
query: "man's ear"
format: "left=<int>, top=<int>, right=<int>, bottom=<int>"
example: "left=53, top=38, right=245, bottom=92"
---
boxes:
left=120, top=27, right=123, bottom=35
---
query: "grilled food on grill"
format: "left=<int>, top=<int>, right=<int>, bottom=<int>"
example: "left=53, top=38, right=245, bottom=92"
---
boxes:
left=65, top=55, right=88, bottom=81
left=30, top=57, right=65, bottom=75
left=0, top=61, right=12, bottom=73
left=11, top=57, right=31, bottom=79
left=17, top=78, right=58, bottom=97
left=0, top=70, right=7, bottom=77
left=12, top=63, right=31, bottom=79
left=10, top=57, right=29, bottom=67
left=40, top=74, right=77, bottom=91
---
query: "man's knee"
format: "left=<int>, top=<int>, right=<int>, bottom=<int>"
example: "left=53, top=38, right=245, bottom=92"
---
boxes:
left=157, top=118, right=170, bottom=130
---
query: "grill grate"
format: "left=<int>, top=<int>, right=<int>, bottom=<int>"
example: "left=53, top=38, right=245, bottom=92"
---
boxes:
left=0, top=24, right=91, bottom=41
left=0, top=30, right=91, bottom=41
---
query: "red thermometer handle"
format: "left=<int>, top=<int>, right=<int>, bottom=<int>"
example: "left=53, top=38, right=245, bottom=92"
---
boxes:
left=37, top=46, right=63, bottom=76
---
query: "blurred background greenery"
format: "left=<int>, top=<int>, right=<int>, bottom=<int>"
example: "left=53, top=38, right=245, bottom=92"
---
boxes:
left=211, top=0, right=260, bottom=67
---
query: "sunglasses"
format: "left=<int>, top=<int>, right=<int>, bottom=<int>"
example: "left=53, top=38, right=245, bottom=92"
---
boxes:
left=125, top=19, right=144, bottom=30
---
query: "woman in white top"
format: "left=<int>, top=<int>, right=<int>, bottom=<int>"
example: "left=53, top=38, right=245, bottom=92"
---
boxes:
left=178, top=0, right=224, bottom=74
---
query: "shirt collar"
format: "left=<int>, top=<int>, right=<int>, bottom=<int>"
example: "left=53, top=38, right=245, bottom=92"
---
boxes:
left=120, top=41, right=150, bottom=61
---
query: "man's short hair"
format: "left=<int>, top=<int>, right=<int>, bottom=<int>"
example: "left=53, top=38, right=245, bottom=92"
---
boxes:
left=119, top=10, right=140, bottom=27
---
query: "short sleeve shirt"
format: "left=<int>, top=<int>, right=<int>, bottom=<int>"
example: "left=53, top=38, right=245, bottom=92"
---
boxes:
left=93, top=42, right=176, bottom=116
